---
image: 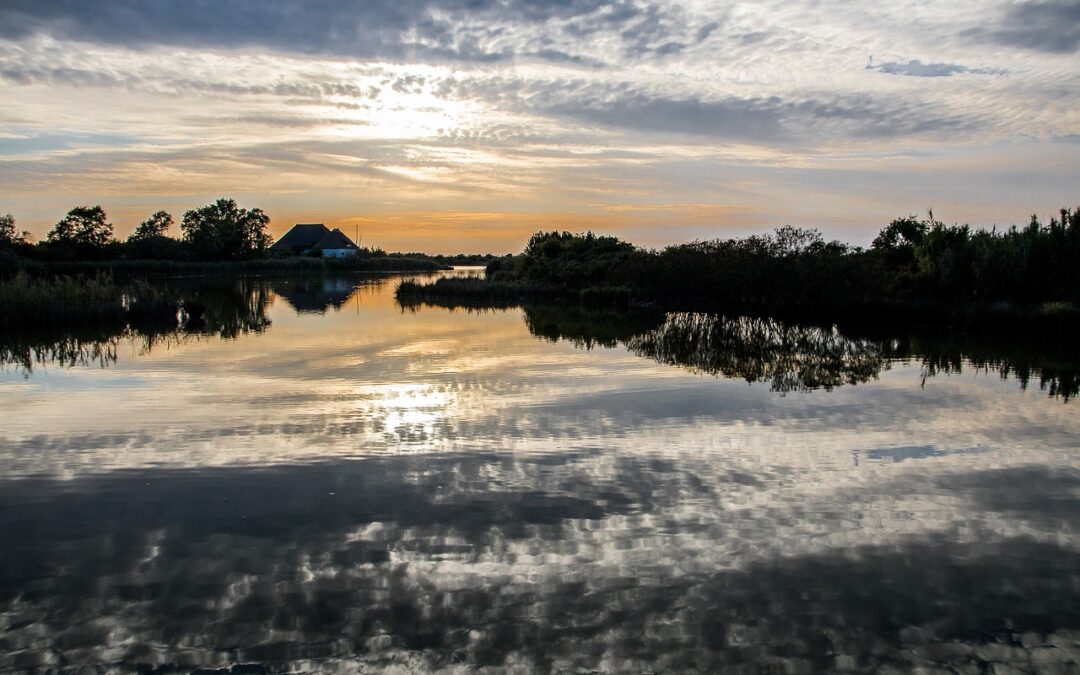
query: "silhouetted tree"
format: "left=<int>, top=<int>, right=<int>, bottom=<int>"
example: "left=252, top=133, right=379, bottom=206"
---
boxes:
left=47, top=205, right=114, bottom=248
left=129, top=210, right=173, bottom=242
left=123, top=210, right=189, bottom=260
left=771, top=226, right=826, bottom=256
left=0, top=213, right=29, bottom=247
left=872, top=215, right=929, bottom=252
left=180, top=198, right=272, bottom=260
left=517, top=230, right=637, bottom=287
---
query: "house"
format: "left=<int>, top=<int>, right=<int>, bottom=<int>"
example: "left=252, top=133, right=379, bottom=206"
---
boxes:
left=270, top=223, right=331, bottom=255
left=270, top=224, right=361, bottom=257
left=311, top=228, right=360, bottom=258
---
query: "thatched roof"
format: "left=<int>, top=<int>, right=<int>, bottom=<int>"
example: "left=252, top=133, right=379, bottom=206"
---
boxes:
left=271, top=223, right=331, bottom=252
left=312, top=228, right=358, bottom=250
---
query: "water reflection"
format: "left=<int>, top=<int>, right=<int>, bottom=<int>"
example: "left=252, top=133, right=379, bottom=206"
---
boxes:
left=2, top=457, right=1079, bottom=671
left=270, top=276, right=364, bottom=314
left=521, top=305, right=1080, bottom=400
left=5, top=275, right=1076, bottom=401
left=0, top=277, right=272, bottom=375
left=626, top=312, right=886, bottom=393
left=3, top=273, right=1080, bottom=672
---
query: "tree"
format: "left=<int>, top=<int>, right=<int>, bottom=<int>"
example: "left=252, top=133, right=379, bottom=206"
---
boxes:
left=770, top=226, right=826, bottom=256
left=181, top=198, right=272, bottom=260
left=47, top=205, right=114, bottom=247
left=0, top=213, right=29, bottom=246
left=872, top=215, right=929, bottom=252
left=129, top=210, right=173, bottom=242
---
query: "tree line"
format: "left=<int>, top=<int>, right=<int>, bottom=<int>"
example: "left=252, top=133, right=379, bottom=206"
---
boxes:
left=407, top=205, right=1080, bottom=315
left=0, top=198, right=273, bottom=262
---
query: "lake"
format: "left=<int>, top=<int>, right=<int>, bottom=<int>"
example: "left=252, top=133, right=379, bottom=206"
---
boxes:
left=2, top=270, right=1079, bottom=673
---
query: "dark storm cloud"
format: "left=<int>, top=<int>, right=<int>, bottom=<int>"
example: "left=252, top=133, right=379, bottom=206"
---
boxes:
left=966, top=0, right=1080, bottom=53
left=0, top=0, right=704, bottom=64
left=868, top=59, right=1006, bottom=78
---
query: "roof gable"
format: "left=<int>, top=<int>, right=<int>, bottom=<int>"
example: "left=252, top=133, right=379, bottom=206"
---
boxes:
left=312, top=228, right=358, bottom=250
left=271, top=223, right=331, bottom=250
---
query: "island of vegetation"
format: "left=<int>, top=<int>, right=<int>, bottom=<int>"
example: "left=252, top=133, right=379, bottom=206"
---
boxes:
left=397, top=206, right=1080, bottom=331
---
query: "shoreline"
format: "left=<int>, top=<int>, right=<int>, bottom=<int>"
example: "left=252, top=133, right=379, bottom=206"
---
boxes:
left=2, top=255, right=450, bottom=276
left=395, top=276, right=1080, bottom=337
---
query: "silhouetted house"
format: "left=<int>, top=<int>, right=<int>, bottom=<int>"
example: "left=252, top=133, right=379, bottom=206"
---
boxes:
left=270, top=223, right=331, bottom=255
left=311, top=228, right=360, bottom=258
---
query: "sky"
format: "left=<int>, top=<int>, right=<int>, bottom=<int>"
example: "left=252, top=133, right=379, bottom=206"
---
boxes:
left=1, top=0, right=1078, bottom=253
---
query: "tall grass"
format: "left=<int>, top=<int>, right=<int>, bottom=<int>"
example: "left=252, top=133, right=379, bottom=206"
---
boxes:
left=0, top=272, right=180, bottom=330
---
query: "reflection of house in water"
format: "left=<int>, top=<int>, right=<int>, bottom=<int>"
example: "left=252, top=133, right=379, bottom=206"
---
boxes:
left=271, top=224, right=360, bottom=257
left=272, top=277, right=359, bottom=314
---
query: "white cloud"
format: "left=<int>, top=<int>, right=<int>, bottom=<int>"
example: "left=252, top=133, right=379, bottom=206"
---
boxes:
left=0, top=1, right=1078, bottom=247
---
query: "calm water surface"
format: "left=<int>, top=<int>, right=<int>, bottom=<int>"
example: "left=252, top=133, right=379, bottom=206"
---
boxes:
left=2, top=271, right=1079, bottom=673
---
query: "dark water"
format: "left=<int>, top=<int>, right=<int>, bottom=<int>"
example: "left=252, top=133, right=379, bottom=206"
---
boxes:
left=2, top=271, right=1079, bottom=673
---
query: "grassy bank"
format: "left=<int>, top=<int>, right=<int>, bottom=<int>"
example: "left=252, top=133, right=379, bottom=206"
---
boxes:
left=395, top=277, right=632, bottom=307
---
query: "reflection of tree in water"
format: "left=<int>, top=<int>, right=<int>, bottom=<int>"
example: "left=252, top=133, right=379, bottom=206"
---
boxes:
left=182, top=277, right=272, bottom=339
left=0, top=278, right=272, bottom=375
left=0, top=330, right=121, bottom=372
left=628, top=312, right=887, bottom=392
left=523, top=305, right=665, bottom=350
left=525, top=306, right=1080, bottom=399
left=883, top=334, right=1080, bottom=402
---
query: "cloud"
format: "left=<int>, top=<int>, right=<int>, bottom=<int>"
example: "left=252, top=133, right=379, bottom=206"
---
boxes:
left=868, top=59, right=1007, bottom=78
left=1, top=0, right=1078, bottom=245
left=966, top=0, right=1080, bottom=53
left=0, top=0, right=712, bottom=65
left=485, top=81, right=981, bottom=142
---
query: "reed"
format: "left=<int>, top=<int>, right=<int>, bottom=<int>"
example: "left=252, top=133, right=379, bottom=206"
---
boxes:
left=0, top=272, right=180, bottom=330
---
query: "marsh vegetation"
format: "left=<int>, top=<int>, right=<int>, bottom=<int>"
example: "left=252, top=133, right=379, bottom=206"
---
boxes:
left=398, top=207, right=1080, bottom=328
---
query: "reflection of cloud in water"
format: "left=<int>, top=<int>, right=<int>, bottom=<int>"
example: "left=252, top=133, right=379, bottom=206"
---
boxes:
left=2, top=347, right=1078, bottom=479
left=2, top=459, right=1080, bottom=671
left=860, top=445, right=991, bottom=464
left=3, top=278, right=1080, bottom=671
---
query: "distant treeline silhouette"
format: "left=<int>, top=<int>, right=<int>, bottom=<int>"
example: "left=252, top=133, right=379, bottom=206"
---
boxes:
left=399, top=207, right=1080, bottom=322
left=0, top=200, right=444, bottom=271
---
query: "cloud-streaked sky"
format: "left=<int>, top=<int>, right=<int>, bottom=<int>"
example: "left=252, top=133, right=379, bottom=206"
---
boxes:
left=1, top=0, right=1078, bottom=252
